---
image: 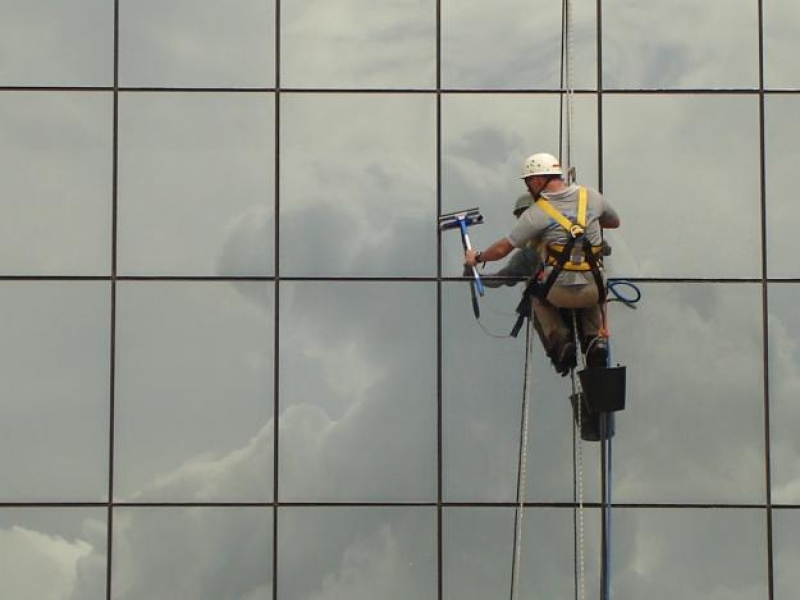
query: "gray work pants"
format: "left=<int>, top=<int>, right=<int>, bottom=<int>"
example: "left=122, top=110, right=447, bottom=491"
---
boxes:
left=532, top=283, right=602, bottom=350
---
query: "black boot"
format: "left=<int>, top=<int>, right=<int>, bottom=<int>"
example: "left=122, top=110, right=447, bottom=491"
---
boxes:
left=552, top=335, right=576, bottom=376
left=585, top=336, right=608, bottom=368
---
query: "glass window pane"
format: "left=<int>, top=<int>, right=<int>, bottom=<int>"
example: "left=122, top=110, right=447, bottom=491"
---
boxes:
left=0, top=282, right=109, bottom=501
left=279, top=282, right=436, bottom=502
left=278, top=507, right=436, bottom=600
left=612, top=283, right=765, bottom=504
left=114, top=282, right=274, bottom=502
left=279, top=94, right=436, bottom=277
left=0, top=508, right=107, bottom=600
left=0, top=92, right=112, bottom=276
left=280, top=0, right=435, bottom=89
left=443, top=507, right=601, bottom=600
left=112, top=507, right=272, bottom=600
left=441, top=0, right=596, bottom=90
left=603, top=95, right=762, bottom=279
left=442, top=282, right=602, bottom=504
left=773, top=509, right=800, bottom=600
left=768, top=283, right=800, bottom=504
left=613, top=508, right=768, bottom=600
left=118, top=92, right=275, bottom=276
left=763, top=0, right=800, bottom=88
left=119, top=0, right=275, bottom=88
left=0, top=0, right=113, bottom=86
left=602, top=0, right=759, bottom=89
left=441, top=93, right=598, bottom=278
left=765, top=95, right=800, bottom=278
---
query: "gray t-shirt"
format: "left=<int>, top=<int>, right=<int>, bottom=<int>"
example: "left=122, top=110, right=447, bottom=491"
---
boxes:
left=507, top=185, right=618, bottom=286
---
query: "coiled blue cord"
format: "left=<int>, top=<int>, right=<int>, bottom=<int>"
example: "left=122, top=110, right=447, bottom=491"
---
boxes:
left=607, top=279, right=642, bottom=309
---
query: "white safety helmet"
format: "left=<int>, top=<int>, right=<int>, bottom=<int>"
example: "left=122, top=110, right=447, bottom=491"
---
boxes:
left=520, top=153, right=562, bottom=179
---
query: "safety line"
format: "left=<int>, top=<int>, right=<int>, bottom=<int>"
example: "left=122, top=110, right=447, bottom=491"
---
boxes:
left=510, top=319, right=535, bottom=600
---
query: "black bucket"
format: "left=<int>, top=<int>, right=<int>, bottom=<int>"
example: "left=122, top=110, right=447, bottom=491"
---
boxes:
left=570, top=393, right=615, bottom=441
left=578, top=365, right=627, bottom=413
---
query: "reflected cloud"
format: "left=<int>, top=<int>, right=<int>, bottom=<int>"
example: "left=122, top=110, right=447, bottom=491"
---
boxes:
left=281, top=0, right=435, bottom=88
left=613, top=284, right=765, bottom=503
left=0, top=526, right=91, bottom=600
left=602, top=0, right=759, bottom=88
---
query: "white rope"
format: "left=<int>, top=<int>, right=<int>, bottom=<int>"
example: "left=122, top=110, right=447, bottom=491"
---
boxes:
left=561, top=0, right=587, bottom=594
left=562, top=0, right=576, bottom=179
left=571, top=310, right=586, bottom=600
left=510, top=318, right=535, bottom=600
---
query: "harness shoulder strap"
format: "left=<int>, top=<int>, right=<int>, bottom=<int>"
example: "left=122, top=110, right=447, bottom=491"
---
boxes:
left=536, top=187, right=588, bottom=233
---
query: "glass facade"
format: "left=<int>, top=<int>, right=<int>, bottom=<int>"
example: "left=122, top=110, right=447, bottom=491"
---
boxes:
left=1, top=1, right=797, bottom=599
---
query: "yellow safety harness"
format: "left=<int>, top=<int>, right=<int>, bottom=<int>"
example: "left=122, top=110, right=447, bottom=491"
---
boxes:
left=509, top=187, right=606, bottom=338
left=536, top=187, right=605, bottom=273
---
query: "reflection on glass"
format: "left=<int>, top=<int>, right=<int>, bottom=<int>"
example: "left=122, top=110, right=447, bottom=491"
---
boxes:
left=279, top=282, right=436, bottom=502
left=0, top=92, right=112, bottom=276
left=280, top=0, right=435, bottom=89
left=602, top=0, right=759, bottom=89
left=112, top=507, right=272, bottom=600
left=0, top=282, right=109, bottom=502
left=279, top=93, right=436, bottom=277
left=441, top=0, right=596, bottom=90
left=765, top=95, right=800, bottom=278
left=118, top=92, right=275, bottom=276
left=603, top=94, right=761, bottom=278
left=613, top=508, right=767, bottom=600
left=773, top=509, right=800, bottom=600
left=768, top=284, right=800, bottom=504
left=612, top=283, right=764, bottom=504
left=0, top=507, right=107, bottom=600
left=114, top=282, right=274, bottom=502
left=119, top=0, right=275, bottom=88
left=763, top=0, right=800, bottom=88
left=278, top=507, right=436, bottom=600
left=443, top=507, right=600, bottom=600
left=441, top=283, right=602, bottom=504
left=441, top=93, right=598, bottom=277
left=0, top=0, right=113, bottom=86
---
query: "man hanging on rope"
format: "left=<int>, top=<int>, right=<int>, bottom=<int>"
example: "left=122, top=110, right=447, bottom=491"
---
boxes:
left=464, top=152, right=620, bottom=376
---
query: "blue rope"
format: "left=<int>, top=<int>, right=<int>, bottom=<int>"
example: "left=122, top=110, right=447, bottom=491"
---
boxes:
left=607, top=279, right=642, bottom=309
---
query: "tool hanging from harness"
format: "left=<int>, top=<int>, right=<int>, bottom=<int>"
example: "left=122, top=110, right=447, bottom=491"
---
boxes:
left=510, top=187, right=605, bottom=337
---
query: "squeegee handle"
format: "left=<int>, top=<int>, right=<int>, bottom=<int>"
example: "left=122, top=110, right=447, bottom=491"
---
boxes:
left=457, top=219, right=485, bottom=297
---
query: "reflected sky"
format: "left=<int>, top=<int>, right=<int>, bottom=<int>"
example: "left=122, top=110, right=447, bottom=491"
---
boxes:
left=602, top=0, right=760, bottom=89
left=773, top=509, right=800, bottom=600
left=119, top=0, right=275, bottom=88
left=279, top=282, right=437, bottom=502
left=118, top=92, right=275, bottom=276
left=114, top=281, right=273, bottom=502
left=763, top=0, right=800, bottom=88
left=0, top=508, right=106, bottom=600
left=768, top=284, right=800, bottom=504
left=443, top=507, right=601, bottom=600
left=603, top=94, right=762, bottom=279
left=278, top=507, right=436, bottom=600
left=612, top=283, right=765, bottom=504
left=441, top=0, right=596, bottom=90
left=0, top=282, right=110, bottom=502
left=280, top=93, right=437, bottom=277
left=111, top=507, right=272, bottom=600
left=281, top=0, right=435, bottom=89
left=613, top=508, right=768, bottom=600
left=0, top=92, right=113, bottom=275
left=765, top=95, right=800, bottom=278
left=5, top=0, right=800, bottom=599
left=0, top=0, right=113, bottom=86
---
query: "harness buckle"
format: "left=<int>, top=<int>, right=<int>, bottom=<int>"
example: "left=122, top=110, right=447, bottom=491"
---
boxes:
left=569, top=224, right=584, bottom=238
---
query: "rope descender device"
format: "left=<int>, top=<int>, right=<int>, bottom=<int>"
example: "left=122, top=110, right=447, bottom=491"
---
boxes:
left=439, top=207, right=485, bottom=317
